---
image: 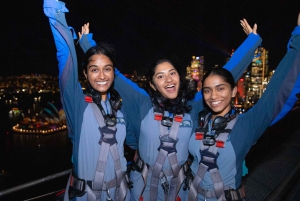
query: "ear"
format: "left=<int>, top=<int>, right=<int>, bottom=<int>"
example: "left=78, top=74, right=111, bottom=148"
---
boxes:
left=149, top=81, right=156, bottom=91
left=231, top=86, right=237, bottom=98
left=83, top=69, right=87, bottom=79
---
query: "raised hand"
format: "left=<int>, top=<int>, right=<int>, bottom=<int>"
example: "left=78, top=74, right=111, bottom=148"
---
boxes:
left=240, top=19, right=257, bottom=35
left=78, top=23, right=90, bottom=40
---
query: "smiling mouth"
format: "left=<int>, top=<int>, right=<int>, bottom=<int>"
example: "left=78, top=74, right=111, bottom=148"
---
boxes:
left=165, top=84, right=176, bottom=92
left=96, top=81, right=108, bottom=85
left=211, top=101, right=221, bottom=105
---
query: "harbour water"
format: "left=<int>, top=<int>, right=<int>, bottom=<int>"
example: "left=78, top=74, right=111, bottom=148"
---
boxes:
left=0, top=92, right=73, bottom=200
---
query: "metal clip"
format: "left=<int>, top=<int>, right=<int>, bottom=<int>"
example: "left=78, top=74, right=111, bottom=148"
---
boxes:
left=160, top=172, right=169, bottom=195
left=106, top=189, right=112, bottom=201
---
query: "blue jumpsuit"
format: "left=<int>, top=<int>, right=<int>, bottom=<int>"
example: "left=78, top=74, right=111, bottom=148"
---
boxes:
left=43, top=0, right=130, bottom=200
left=188, top=26, right=300, bottom=201
left=80, top=30, right=262, bottom=200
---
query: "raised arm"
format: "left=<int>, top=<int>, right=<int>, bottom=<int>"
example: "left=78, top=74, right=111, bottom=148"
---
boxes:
left=239, top=14, right=300, bottom=144
left=224, top=19, right=261, bottom=81
left=271, top=14, right=300, bottom=125
left=44, top=0, right=84, bottom=139
left=193, top=20, right=261, bottom=103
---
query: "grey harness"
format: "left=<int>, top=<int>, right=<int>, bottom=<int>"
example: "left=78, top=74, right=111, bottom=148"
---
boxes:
left=188, top=113, right=239, bottom=201
left=86, top=103, right=127, bottom=201
left=136, top=112, right=186, bottom=201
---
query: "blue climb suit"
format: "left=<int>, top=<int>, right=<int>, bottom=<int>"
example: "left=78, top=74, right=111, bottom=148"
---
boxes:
left=43, top=0, right=130, bottom=200
left=188, top=26, right=300, bottom=201
left=80, top=30, right=262, bottom=200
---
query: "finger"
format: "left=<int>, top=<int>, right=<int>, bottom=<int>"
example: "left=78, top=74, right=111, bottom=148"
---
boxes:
left=78, top=32, right=82, bottom=39
left=252, top=23, right=257, bottom=35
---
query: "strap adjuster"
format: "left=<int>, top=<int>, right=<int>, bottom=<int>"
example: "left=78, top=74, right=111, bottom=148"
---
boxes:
left=154, top=112, right=163, bottom=121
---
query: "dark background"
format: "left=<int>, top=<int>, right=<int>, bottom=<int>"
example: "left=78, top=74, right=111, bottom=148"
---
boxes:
left=1, top=0, right=299, bottom=76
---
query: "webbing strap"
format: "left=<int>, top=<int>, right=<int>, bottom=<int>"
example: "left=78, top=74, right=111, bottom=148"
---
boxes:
left=188, top=163, right=208, bottom=201
left=149, top=114, right=183, bottom=201
left=89, top=103, right=127, bottom=201
left=150, top=149, right=168, bottom=201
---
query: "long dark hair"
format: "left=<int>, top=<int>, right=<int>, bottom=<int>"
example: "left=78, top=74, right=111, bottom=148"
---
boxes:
left=146, top=57, right=197, bottom=114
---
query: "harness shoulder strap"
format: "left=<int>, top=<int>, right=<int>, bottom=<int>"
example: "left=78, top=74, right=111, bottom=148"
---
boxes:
left=88, top=103, right=127, bottom=201
left=149, top=113, right=184, bottom=201
left=188, top=114, right=239, bottom=201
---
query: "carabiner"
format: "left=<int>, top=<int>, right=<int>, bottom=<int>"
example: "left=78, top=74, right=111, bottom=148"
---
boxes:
left=106, top=189, right=112, bottom=201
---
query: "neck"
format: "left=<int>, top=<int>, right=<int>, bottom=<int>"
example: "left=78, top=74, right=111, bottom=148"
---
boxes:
left=101, top=93, right=107, bottom=101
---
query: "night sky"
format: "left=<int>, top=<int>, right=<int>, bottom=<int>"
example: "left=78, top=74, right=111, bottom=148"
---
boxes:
left=2, top=0, right=299, bottom=76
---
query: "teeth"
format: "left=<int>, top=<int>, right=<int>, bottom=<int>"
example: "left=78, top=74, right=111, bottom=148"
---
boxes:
left=165, top=85, right=174, bottom=88
left=96, top=81, right=107, bottom=85
left=211, top=101, right=221, bottom=105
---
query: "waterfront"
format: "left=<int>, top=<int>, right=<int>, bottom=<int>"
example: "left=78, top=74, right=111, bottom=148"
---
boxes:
left=0, top=92, right=73, bottom=200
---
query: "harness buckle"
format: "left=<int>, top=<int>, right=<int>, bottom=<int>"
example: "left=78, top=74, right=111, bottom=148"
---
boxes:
left=183, top=164, right=194, bottom=191
left=158, top=135, right=178, bottom=154
left=200, top=149, right=219, bottom=170
left=68, top=172, right=86, bottom=199
left=106, top=189, right=112, bottom=201
left=132, top=152, right=144, bottom=172
left=125, top=172, right=133, bottom=188
left=160, top=172, right=169, bottom=195
left=99, top=126, right=117, bottom=145
left=154, top=112, right=163, bottom=121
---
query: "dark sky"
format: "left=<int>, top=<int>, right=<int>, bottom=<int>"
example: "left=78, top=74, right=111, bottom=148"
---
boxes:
left=1, top=0, right=299, bottom=76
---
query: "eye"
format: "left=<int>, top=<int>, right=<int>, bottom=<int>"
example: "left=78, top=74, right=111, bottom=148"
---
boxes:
left=104, top=67, right=112, bottom=72
left=90, top=68, right=98, bottom=73
left=203, top=89, right=211, bottom=94
left=217, top=87, right=225, bottom=92
left=157, top=75, right=164, bottom=79
left=170, top=71, right=177, bottom=75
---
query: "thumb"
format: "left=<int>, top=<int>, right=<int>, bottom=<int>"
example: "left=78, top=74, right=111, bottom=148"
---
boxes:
left=252, top=23, right=257, bottom=35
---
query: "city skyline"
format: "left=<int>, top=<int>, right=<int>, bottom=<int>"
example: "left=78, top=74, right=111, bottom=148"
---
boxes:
left=2, top=1, right=299, bottom=76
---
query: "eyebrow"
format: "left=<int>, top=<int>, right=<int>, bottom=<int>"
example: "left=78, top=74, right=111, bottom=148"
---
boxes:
left=154, top=68, right=176, bottom=76
left=87, top=64, right=113, bottom=69
left=203, top=83, right=226, bottom=89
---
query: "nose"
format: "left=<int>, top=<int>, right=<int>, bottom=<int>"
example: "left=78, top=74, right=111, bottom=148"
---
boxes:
left=98, top=70, right=105, bottom=79
left=165, top=74, right=172, bottom=83
left=210, top=89, right=218, bottom=99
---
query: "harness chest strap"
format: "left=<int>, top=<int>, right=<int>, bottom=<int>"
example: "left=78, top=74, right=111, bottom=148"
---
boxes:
left=188, top=114, right=239, bottom=201
left=87, top=103, right=127, bottom=201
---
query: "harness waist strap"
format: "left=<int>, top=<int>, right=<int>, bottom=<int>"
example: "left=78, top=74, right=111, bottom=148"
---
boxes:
left=197, top=186, right=245, bottom=200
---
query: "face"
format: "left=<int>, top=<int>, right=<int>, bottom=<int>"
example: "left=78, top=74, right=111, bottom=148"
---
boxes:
left=149, top=62, right=180, bottom=100
left=202, top=74, right=237, bottom=118
left=83, top=54, right=114, bottom=100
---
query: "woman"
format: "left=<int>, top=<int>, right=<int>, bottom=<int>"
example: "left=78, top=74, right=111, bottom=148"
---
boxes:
left=78, top=20, right=261, bottom=200
left=43, top=0, right=130, bottom=200
left=187, top=14, right=300, bottom=201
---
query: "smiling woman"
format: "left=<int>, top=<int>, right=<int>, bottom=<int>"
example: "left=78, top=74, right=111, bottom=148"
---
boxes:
left=202, top=68, right=237, bottom=119
left=43, top=0, right=131, bottom=200
left=83, top=47, right=115, bottom=100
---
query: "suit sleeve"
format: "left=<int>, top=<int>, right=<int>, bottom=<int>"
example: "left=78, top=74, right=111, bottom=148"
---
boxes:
left=240, top=26, right=300, bottom=145
left=43, top=0, right=86, bottom=161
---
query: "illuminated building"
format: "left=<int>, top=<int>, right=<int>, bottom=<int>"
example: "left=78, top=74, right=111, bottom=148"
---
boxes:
left=186, top=56, right=204, bottom=91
